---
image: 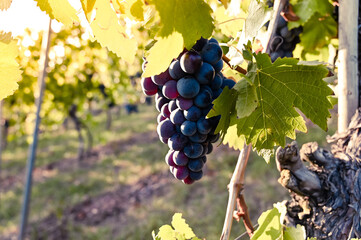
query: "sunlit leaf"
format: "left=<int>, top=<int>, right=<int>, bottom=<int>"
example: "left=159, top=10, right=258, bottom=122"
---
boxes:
left=34, top=0, right=79, bottom=26
left=0, top=32, right=21, bottom=100
left=284, top=225, right=306, bottom=240
left=251, top=207, right=282, bottom=240
left=143, top=31, right=183, bottom=77
left=150, top=0, right=214, bottom=49
left=90, top=0, right=137, bottom=63
left=0, top=0, right=12, bottom=10
left=158, top=225, right=176, bottom=240
left=80, top=0, right=96, bottom=22
left=171, top=213, right=195, bottom=239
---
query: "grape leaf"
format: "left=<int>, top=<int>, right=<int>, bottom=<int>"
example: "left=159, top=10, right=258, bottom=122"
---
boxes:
left=223, top=118, right=246, bottom=151
left=143, top=32, right=183, bottom=77
left=214, top=6, right=246, bottom=37
left=171, top=213, right=195, bottom=239
left=251, top=207, right=282, bottom=240
left=150, top=0, right=214, bottom=49
left=288, top=0, right=333, bottom=29
left=130, top=0, right=144, bottom=21
left=234, top=79, right=258, bottom=118
left=158, top=225, right=176, bottom=240
left=244, top=0, right=272, bottom=42
left=34, top=0, right=79, bottom=26
left=283, top=225, right=306, bottom=240
left=90, top=0, right=137, bottom=63
left=211, top=52, right=333, bottom=153
left=80, top=0, right=96, bottom=22
left=0, top=0, right=12, bottom=10
left=208, top=86, right=238, bottom=135
left=300, top=13, right=337, bottom=53
left=0, top=32, right=21, bottom=101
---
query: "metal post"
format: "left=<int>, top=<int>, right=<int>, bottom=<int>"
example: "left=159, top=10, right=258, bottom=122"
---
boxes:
left=18, top=19, right=52, bottom=240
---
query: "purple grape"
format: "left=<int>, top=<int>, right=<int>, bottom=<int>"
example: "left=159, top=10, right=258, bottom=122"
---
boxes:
left=212, top=59, right=223, bottom=72
left=169, top=60, right=186, bottom=80
left=194, top=88, right=213, bottom=108
left=184, top=143, right=203, bottom=158
left=197, top=117, right=212, bottom=134
left=189, top=170, right=203, bottom=181
left=176, top=97, right=193, bottom=110
left=211, top=73, right=223, bottom=90
left=161, top=103, right=171, bottom=118
left=174, top=166, right=189, bottom=180
left=141, top=77, right=158, bottom=96
left=170, top=108, right=185, bottom=125
left=180, top=51, right=203, bottom=74
left=201, top=42, right=223, bottom=65
left=165, top=150, right=176, bottom=167
left=151, top=69, right=172, bottom=86
left=162, top=80, right=179, bottom=99
left=157, top=119, right=176, bottom=138
left=195, top=62, right=215, bottom=84
left=188, top=158, right=204, bottom=172
left=181, top=121, right=197, bottom=136
left=208, top=133, right=220, bottom=143
left=207, top=142, right=213, bottom=154
left=168, top=133, right=188, bottom=151
left=156, top=94, right=169, bottom=112
left=177, top=76, right=200, bottom=99
left=157, top=113, right=166, bottom=123
left=182, top=176, right=195, bottom=184
left=184, top=106, right=201, bottom=121
left=189, top=132, right=207, bottom=143
left=173, top=151, right=189, bottom=166
left=168, top=100, right=178, bottom=112
left=212, top=88, right=223, bottom=99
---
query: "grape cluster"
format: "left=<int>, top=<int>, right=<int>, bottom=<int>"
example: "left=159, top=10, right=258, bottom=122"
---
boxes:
left=141, top=38, right=235, bottom=184
left=269, top=16, right=302, bottom=62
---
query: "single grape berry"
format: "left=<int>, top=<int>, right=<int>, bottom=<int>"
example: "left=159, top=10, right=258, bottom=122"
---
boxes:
left=180, top=51, right=203, bottom=74
left=177, top=76, right=200, bottom=99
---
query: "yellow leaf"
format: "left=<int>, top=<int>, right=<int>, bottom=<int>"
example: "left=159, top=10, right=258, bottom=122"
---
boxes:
left=90, top=0, right=137, bottom=63
left=80, top=0, right=96, bottom=22
left=34, top=0, right=79, bottom=26
left=0, top=0, right=12, bottom=10
left=215, top=6, right=246, bottom=37
left=0, top=32, right=21, bottom=100
left=143, top=31, right=183, bottom=77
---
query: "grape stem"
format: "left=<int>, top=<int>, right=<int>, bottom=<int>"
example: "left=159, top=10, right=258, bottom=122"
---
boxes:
left=222, top=54, right=247, bottom=75
left=220, top=144, right=252, bottom=240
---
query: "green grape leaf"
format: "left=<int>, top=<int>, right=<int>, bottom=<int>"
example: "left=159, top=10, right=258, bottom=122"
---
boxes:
left=283, top=225, right=306, bottom=240
left=90, top=0, right=137, bottom=63
left=214, top=6, right=246, bottom=37
left=300, top=13, right=337, bottom=53
left=212, top=53, right=333, bottom=153
left=130, top=0, right=144, bottom=21
left=0, top=0, right=12, bottom=10
left=171, top=213, right=195, bottom=239
left=223, top=118, right=246, bottom=151
left=288, top=0, right=333, bottom=29
left=0, top=32, right=21, bottom=101
left=158, top=225, right=176, bottom=240
left=34, top=0, right=79, bottom=26
left=251, top=207, right=282, bottom=240
left=150, top=0, right=214, bottom=49
left=80, top=0, right=96, bottom=22
left=244, top=0, right=272, bottom=41
left=234, top=79, right=258, bottom=118
left=207, top=86, right=238, bottom=135
left=143, top=32, right=183, bottom=77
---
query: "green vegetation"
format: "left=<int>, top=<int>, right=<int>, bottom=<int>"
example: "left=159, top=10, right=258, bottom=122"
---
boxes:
left=0, top=104, right=336, bottom=239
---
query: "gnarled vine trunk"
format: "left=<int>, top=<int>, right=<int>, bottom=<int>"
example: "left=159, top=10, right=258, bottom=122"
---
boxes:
left=276, top=109, right=361, bottom=239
